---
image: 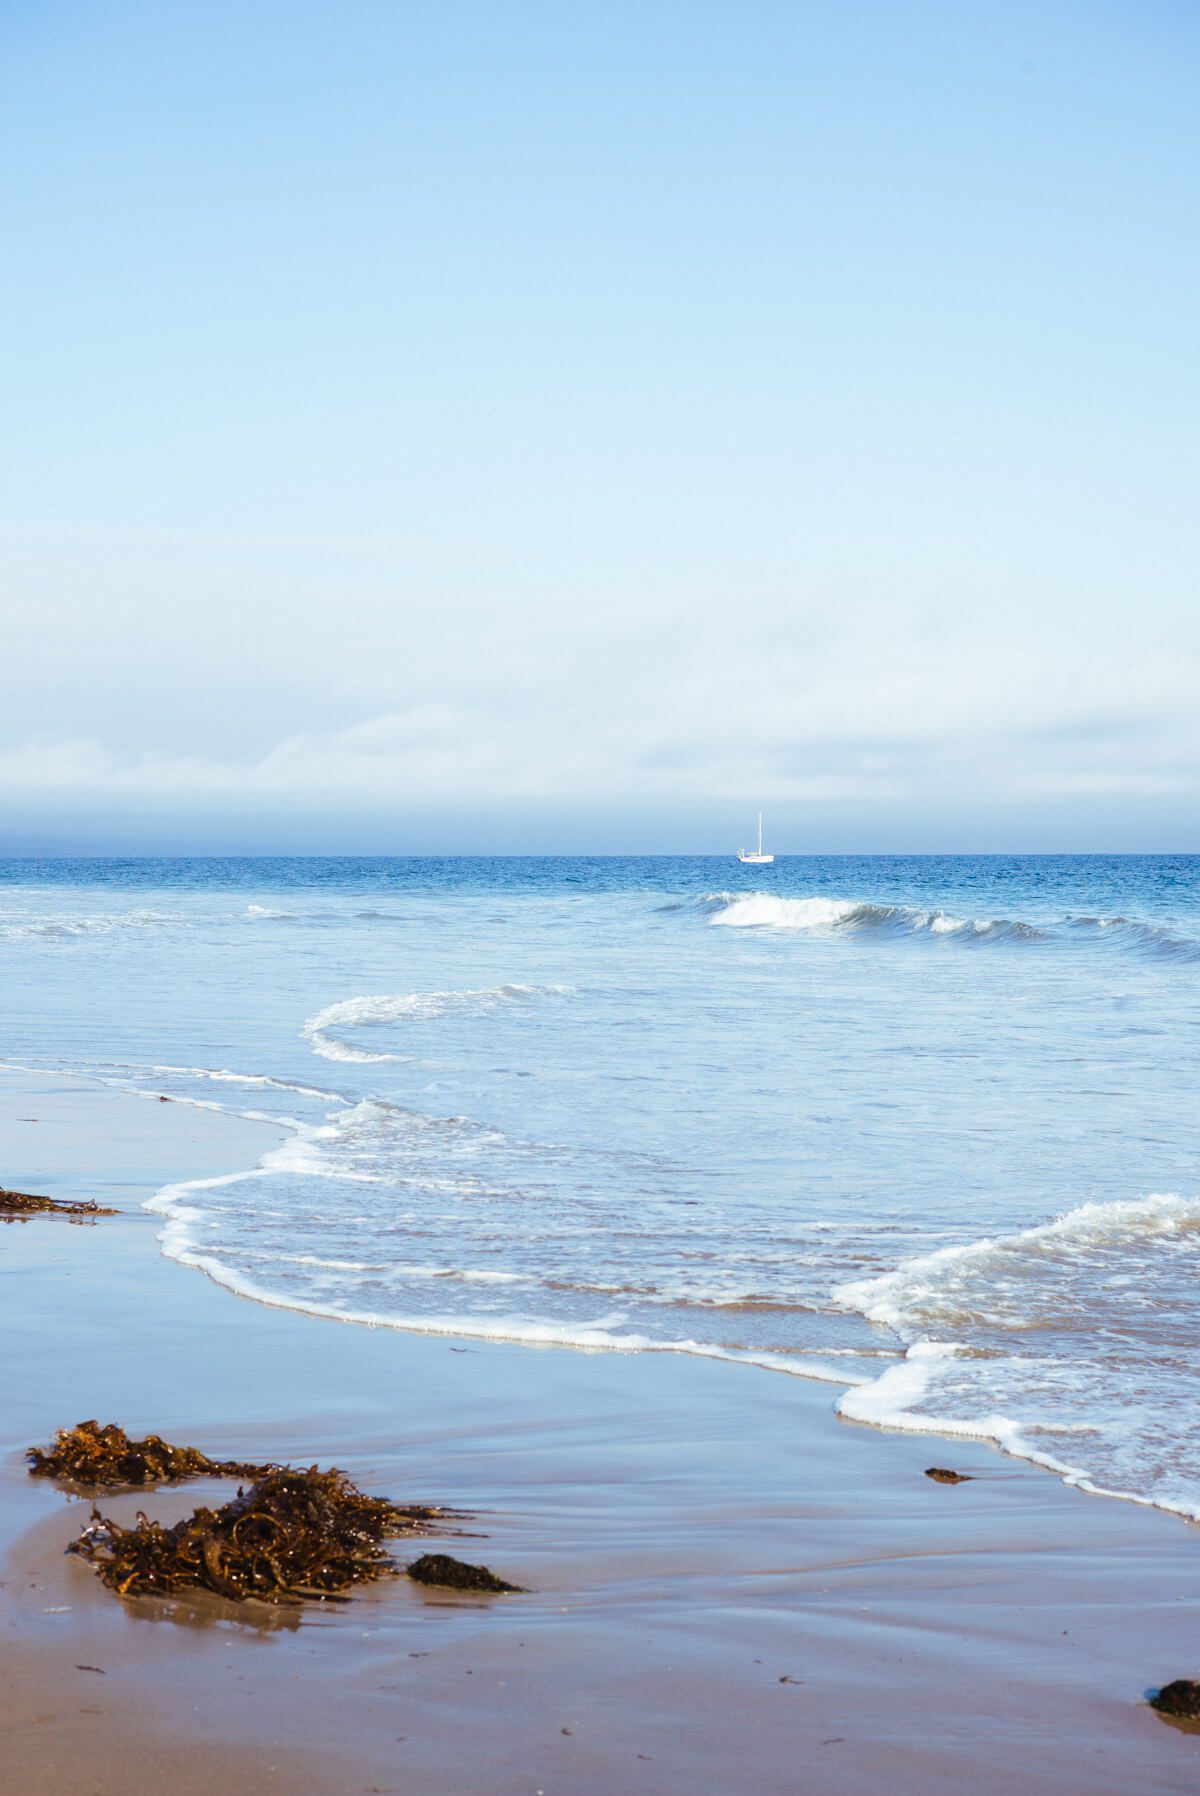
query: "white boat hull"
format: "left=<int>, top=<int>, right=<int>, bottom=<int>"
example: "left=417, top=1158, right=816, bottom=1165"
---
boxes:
left=737, top=813, right=774, bottom=863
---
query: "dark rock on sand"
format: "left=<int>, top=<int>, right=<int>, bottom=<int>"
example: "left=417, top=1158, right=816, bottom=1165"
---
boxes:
left=1150, top=1680, right=1200, bottom=1719
left=925, top=1467, right=972, bottom=1484
left=406, top=1553, right=522, bottom=1593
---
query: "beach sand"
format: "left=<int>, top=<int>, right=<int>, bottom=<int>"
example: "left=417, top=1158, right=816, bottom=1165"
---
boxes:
left=2, top=1068, right=1198, bottom=1794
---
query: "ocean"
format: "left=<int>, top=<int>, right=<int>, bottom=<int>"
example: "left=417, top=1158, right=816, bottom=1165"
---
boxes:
left=2, top=854, right=1197, bottom=1519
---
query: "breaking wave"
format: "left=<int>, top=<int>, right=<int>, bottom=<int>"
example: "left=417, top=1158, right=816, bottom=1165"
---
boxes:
left=832, top=1194, right=1200, bottom=1519
left=704, top=892, right=1200, bottom=958
left=708, top=893, right=1046, bottom=939
left=833, top=1192, right=1200, bottom=1335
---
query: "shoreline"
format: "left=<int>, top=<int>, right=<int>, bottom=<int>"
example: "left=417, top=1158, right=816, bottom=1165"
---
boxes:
left=2, top=1068, right=1199, bottom=1793
left=134, top=1070, right=1200, bottom=1533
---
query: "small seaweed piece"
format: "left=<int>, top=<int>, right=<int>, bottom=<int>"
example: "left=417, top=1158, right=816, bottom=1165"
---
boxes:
left=925, top=1467, right=972, bottom=1484
left=27, top=1420, right=277, bottom=1488
left=70, top=1468, right=441, bottom=1604
left=1, top=1187, right=118, bottom=1219
left=1151, top=1680, right=1200, bottom=1720
left=406, top=1552, right=522, bottom=1593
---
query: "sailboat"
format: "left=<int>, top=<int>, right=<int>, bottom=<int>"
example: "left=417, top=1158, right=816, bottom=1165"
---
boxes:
left=737, top=813, right=774, bottom=865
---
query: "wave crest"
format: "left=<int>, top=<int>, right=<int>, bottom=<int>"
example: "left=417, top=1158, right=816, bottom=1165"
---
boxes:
left=834, top=1192, right=1200, bottom=1336
left=708, top=893, right=1044, bottom=939
left=303, top=983, right=574, bottom=1063
left=1065, top=916, right=1200, bottom=962
left=0, top=908, right=178, bottom=941
left=831, top=1192, right=1200, bottom=1520
left=703, top=892, right=1200, bottom=959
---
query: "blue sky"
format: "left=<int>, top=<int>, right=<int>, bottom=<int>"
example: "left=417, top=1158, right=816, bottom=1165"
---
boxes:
left=1, top=1, right=1197, bottom=851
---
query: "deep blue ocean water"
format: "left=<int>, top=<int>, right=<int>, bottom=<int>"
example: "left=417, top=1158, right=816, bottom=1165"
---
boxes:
left=2, top=855, right=1197, bottom=1516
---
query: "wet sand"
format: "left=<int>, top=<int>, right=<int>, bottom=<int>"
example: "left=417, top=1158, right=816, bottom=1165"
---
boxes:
left=2, top=1068, right=1198, bottom=1794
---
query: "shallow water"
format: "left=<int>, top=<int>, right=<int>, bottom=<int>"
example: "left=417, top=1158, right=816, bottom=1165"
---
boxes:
left=1, top=854, right=1197, bottom=1517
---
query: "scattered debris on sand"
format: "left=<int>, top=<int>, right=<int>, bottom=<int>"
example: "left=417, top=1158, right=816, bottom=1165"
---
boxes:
left=70, top=1467, right=445, bottom=1604
left=1, top=1187, right=118, bottom=1219
left=925, top=1467, right=972, bottom=1484
left=27, top=1419, right=277, bottom=1488
left=1150, top=1680, right=1200, bottom=1720
left=406, top=1552, right=522, bottom=1593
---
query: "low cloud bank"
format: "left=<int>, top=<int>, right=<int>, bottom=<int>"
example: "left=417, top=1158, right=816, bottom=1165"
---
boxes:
left=1, top=649, right=1195, bottom=807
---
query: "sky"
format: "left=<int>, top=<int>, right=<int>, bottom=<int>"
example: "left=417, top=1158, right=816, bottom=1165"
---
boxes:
left=1, top=0, right=1197, bottom=853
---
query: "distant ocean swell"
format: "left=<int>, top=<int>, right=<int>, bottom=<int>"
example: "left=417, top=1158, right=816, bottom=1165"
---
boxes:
left=5, top=888, right=1198, bottom=960
left=0, top=908, right=180, bottom=940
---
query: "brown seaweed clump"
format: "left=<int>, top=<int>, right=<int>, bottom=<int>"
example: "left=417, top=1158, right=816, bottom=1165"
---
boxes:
left=27, top=1420, right=277, bottom=1488
left=1150, top=1680, right=1200, bottom=1720
left=925, top=1467, right=972, bottom=1485
left=70, top=1468, right=443, bottom=1604
left=406, top=1552, right=522, bottom=1593
left=1, top=1187, right=118, bottom=1219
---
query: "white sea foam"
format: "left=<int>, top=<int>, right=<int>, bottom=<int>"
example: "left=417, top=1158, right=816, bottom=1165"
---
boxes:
left=833, top=1344, right=1200, bottom=1524
left=832, top=1347, right=1086, bottom=1486
left=835, top=1340, right=971, bottom=1426
left=303, top=983, right=573, bottom=1063
left=143, top=1214, right=871, bottom=1387
left=267, top=1253, right=528, bottom=1284
left=253, top=1109, right=399, bottom=1182
left=278, top=1254, right=382, bottom=1271
left=149, top=1062, right=342, bottom=1101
